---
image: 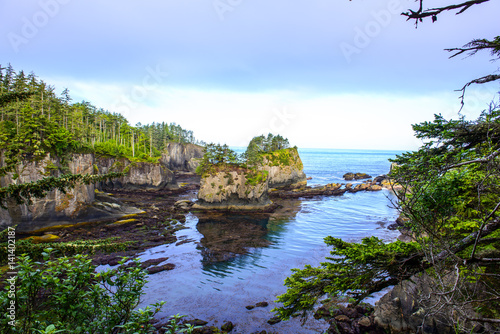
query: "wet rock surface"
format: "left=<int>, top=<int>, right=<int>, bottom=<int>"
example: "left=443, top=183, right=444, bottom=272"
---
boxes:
left=315, top=304, right=386, bottom=334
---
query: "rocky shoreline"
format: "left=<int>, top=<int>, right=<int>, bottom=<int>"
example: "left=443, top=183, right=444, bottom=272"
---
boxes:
left=4, top=170, right=406, bottom=334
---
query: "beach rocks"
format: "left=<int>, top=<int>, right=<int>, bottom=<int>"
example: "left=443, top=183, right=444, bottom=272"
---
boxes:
left=343, top=172, right=372, bottom=181
left=174, top=200, right=194, bottom=211
left=315, top=304, right=385, bottom=334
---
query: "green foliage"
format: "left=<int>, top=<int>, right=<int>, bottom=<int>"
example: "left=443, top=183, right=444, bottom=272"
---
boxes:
left=391, top=108, right=500, bottom=248
left=195, top=143, right=240, bottom=175
left=162, top=314, right=201, bottom=334
left=263, top=147, right=302, bottom=168
left=0, top=238, right=132, bottom=263
left=243, top=133, right=290, bottom=165
left=275, top=107, right=500, bottom=326
left=245, top=170, right=268, bottom=186
left=273, top=237, right=421, bottom=320
left=0, top=249, right=164, bottom=333
left=0, top=64, right=203, bottom=170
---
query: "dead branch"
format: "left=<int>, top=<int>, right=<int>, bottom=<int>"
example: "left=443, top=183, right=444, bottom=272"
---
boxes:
left=402, top=0, right=491, bottom=25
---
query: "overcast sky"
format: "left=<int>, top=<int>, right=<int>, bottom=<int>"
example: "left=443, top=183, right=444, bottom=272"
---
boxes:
left=1, top=0, right=499, bottom=150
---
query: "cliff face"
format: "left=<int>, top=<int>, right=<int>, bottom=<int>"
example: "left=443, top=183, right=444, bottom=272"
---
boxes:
left=259, top=147, right=307, bottom=188
left=194, top=168, right=271, bottom=210
left=0, top=154, right=96, bottom=231
left=0, top=153, right=172, bottom=231
left=97, top=157, right=177, bottom=190
left=160, top=142, right=204, bottom=172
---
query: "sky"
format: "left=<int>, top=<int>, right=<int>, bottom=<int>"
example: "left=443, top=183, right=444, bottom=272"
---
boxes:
left=1, top=0, right=499, bottom=150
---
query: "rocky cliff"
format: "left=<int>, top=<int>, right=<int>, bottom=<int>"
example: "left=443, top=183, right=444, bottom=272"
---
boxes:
left=0, top=154, right=95, bottom=231
left=259, top=147, right=307, bottom=188
left=193, top=168, right=271, bottom=210
left=0, top=154, right=141, bottom=232
left=97, top=157, right=177, bottom=190
left=160, top=142, right=204, bottom=172
left=0, top=153, right=176, bottom=232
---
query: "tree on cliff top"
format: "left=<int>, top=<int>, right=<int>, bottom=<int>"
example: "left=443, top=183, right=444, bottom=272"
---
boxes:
left=244, top=133, right=290, bottom=165
left=195, top=143, right=240, bottom=175
left=0, top=87, right=121, bottom=210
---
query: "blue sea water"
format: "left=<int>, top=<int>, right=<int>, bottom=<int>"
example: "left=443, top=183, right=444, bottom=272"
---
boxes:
left=138, top=148, right=406, bottom=333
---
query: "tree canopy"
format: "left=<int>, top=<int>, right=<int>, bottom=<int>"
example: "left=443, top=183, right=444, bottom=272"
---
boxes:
left=0, top=64, right=204, bottom=169
left=243, top=133, right=290, bottom=165
left=0, top=65, right=202, bottom=208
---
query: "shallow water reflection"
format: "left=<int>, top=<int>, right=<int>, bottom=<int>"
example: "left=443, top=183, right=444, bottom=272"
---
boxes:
left=139, top=191, right=400, bottom=333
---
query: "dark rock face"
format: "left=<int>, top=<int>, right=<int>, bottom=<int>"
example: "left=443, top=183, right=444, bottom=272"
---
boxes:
left=0, top=154, right=96, bottom=231
left=315, top=304, right=385, bottom=334
left=97, top=157, right=177, bottom=190
left=374, top=274, right=455, bottom=334
left=160, top=142, right=204, bottom=172
left=0, top=154, right=149, bottom=232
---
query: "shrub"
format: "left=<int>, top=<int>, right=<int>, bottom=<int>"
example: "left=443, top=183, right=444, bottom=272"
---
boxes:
left=0, top=249, right=164, bottom=333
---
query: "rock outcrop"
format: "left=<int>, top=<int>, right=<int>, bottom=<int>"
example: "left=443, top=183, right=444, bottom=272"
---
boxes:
left=193, top=168, right=271, bottom=210
left=259, top=147, right=307, bottom=188
left=97, top=157, right=177, bottom=190
left=160, top=142, right=204, bottom=172
left=374, top=273, right=459, bottom=334
left=0, top=154, right=143, bottom=232
left=343, top=172, right=372, bottom=181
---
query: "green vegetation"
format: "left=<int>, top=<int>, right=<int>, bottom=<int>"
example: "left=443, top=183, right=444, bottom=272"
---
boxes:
left=262, top=147, right=302, bottom=168
left=0, top=64, right=202, bottom=209
left=0, top=64, right=203, bottom=169
left=275, top=2, right=500, bottom=331
left=195, top=135, right=293, bottom=190
left=0, top=249, right=163, bottom=333
left=274, top=236, right=421, bottom=320
left=0, top=237, right=132, bottom=263
left=243, top=133, right=290, bottom=165
left=195, top=143, right=239, bottom=176
left=245, top=169, right=268, bottom=186
left=274, top=109, right=500, bottom=331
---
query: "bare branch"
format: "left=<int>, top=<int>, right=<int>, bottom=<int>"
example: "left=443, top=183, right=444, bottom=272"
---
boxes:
left=402, top=0, right=491, bottom=25
left=446, top=38, right=500, bottom=59
left=457, top=74, right=500, bottom=110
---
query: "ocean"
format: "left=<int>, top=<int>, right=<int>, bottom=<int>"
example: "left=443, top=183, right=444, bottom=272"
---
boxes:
left=138, top=148, right=406, bottom=333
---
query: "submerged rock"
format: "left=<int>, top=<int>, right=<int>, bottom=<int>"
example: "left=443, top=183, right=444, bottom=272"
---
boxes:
left=221, top=321, right=234, bottom=332
left=343, top=172, right=372, bottom=180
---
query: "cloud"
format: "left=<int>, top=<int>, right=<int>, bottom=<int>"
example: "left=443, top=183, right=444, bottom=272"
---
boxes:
left=44, top=76, right=486, bottom=150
